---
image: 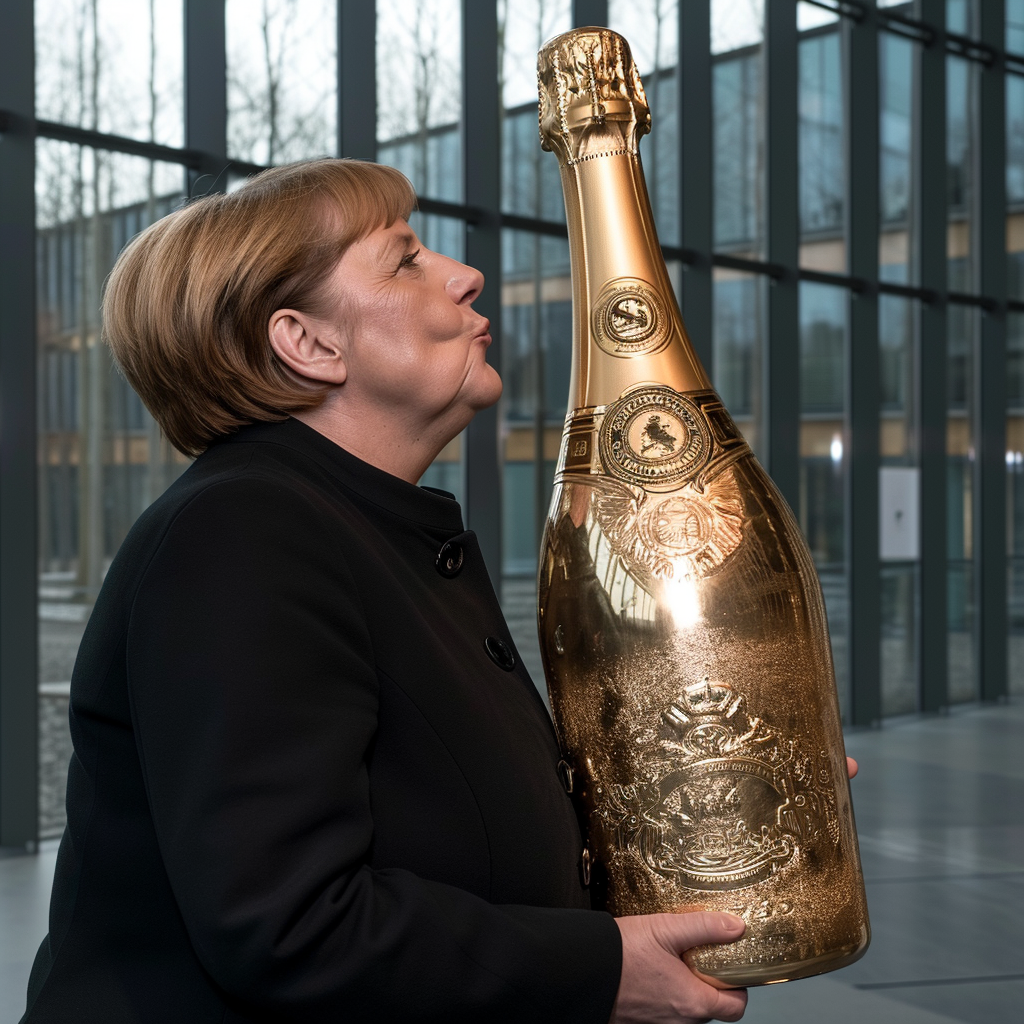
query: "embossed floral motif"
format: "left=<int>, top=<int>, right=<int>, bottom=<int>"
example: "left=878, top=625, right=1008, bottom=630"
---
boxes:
left=594, top=677, right=840, bottom=891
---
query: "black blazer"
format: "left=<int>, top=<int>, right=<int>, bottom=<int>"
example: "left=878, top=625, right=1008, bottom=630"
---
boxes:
left=22, top=418, right=621, bottom=1024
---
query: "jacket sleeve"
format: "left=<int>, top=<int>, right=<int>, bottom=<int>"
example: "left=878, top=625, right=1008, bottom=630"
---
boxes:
left=125, top=475, right=622, bottom=1024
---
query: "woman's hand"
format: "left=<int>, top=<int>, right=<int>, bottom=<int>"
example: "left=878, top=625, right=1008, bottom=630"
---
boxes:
left=611, top=913, right=748, bottom=1023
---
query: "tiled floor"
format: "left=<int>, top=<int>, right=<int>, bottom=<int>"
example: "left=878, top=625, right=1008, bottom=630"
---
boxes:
left=1, top=701, right=1021, bottom=1023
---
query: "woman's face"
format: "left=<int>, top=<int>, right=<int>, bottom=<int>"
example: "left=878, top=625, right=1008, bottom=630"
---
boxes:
left=320, top=219, right=502, bottom=435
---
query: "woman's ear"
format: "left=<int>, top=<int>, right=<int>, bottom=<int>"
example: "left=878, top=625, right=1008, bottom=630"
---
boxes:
left=268, top=309, right=348, bottom=385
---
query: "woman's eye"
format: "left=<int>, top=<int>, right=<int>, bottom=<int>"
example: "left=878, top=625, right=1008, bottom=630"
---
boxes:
left=398, top=249, right=421, bottom=271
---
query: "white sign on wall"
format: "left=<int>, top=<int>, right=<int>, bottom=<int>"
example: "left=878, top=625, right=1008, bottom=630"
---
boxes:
left=879, top=466, right=920, bottom=561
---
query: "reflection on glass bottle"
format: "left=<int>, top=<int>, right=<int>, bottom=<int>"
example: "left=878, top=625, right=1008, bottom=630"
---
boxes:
left=536, top=27, right=869, bottom=987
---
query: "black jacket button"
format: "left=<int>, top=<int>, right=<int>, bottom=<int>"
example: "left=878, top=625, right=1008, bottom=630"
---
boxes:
left=557, top=758, right=574, bottom=794
left=484, top=636, right=515, bottom=671
left=435, top=540, right=464, bottom=577
left=580, top=844, right=592, bottom=887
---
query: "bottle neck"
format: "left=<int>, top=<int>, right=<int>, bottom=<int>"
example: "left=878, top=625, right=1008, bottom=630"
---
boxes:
left=560, top=152, right=712, bottom=411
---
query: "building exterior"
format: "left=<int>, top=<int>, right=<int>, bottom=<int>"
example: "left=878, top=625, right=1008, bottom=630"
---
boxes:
left=2, top=0, right=1022, bottom=845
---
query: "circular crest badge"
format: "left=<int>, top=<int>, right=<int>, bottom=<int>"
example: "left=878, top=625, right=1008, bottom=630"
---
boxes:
left=592, top=278, right=669, bottom=357
left=599, top=387, right=711, bottom=491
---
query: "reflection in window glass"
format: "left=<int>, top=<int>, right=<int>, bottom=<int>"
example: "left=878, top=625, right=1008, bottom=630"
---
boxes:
left=1010, top=312, right=1024, bottom=694
left=880, top=296, right=918, bottom=715
left=799, top=26, right=844, bottom=271
left=414, top=216, right=466, bottom=502
left=947, top=307, right=976, bottom=703
left=713, top=270, right=765, bottom=459
left=798, top=283, right=848, bottom=716
left=37, top=141, right=188, bottom=836
left=35, top=0, right=183, bottom=146
left=946, top=0, right=971, bottom=37
left=947, top=56, right=975, bottom=284
left=376, top=0, right=462, bottom=200
left=226, top=0, right=336, bottom=166
left=880, top=32, right=913, bottom=228
left=1010, top=0, right=1024, bottom=54
left=499, top=228, right=572, bottom=693
left=713, top=43, right=763, bottom=252
left=501, top=0, right=570, bottom=109
left=1008, top=73, right=1024, bottom=302
left=711, top=0, right=763, bottom=55
left=609, top=0, right=679, bottom=244
left=500, top=0, right=570, bottom=220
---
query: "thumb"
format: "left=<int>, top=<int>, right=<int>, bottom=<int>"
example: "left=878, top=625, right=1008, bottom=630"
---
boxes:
left=648, top=911, right=746, bottom=956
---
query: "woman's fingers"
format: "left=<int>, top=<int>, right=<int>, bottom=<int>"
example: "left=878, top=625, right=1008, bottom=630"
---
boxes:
left=612, top=913, right=748, bottom=1023
left=647, top=911, right=745, bottom=957
left=847, top=756, right=858, bottom=779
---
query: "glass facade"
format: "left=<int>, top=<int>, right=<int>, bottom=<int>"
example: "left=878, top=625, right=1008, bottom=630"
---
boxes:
left=35, top=139, right=188, bottom=836
left=2, top=0, right=1022, bottom=847
left=226, top=0, right=337, bottom=165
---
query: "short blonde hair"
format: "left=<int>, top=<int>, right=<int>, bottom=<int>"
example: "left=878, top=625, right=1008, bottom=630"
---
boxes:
left=103, top=159, right=417, bottom=456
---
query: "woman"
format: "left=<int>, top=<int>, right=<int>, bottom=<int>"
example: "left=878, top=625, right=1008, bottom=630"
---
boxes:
left=21, top=159, right=752, bottom=1023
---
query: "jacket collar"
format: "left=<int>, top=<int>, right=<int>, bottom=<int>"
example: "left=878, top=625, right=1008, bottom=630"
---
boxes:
left=212, top=418, right=466, bottom=532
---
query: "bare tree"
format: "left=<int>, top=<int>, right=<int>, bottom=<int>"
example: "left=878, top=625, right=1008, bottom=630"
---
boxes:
left=227, top=0, right=335, bottom=166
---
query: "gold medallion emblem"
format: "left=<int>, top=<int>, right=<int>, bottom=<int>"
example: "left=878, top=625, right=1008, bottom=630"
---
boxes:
left=592, top=278, right=669, bottom=356
left=599, top=387, right=711, bottom=491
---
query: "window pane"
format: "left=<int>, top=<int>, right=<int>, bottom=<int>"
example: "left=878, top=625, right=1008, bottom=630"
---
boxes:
left=1009, top=312, right=1024, bottom=694
left=499, top=228, right=572, bottom=695
left=1008, top=72, right=1024, bottom=302
left=947, top=55, right=975, bottom=289
left=880, top=296, right=919, bottom=716
left=501, top=0, right=570, bottom=221
left=376, top=0, right=462, bottom=201
left=37, top=141, right=188, bottom=837
left=712, top=0, right=763, bottom=54
left=713, top=269, right=766, bottom=459
left=609, top=0, right=680, bottom=245
left=414, top=215, right=467, bottom=503
left=1010, top=0, right=1024, bottom=54
left=880, top=30, right=914, bottom=281
left=798, top=282, right=849, bottom=717
left=713, top=3, right=764, bottom=255
left=799, top=21, right=844, bottom=271
left=35, top=0, right=184, bottom=147
left=947, top=306, right=976, bottom=703
left=226, top=0, right=337, bottom=165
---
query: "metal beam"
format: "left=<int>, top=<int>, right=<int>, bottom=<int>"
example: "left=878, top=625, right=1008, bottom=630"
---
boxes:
left=915, top=0, right=948, bottom=713
left=844, top=2, right=881, bottom=727
left=975, top=1, right=1007, bottom=702
left=0, top=0, right=38, bottom=848
left=462, top=0, right=502, bottom=586
left=185, top=0, right=227, bottom=195
left=678, top=0, right=713, bottom=374
left=338, top=0, right=376, bottom=160
left=764, top=0, right=800, bottom=509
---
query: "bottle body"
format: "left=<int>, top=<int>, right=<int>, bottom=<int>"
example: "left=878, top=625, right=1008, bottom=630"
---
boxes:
left=536, top=28, right=869, bottom=986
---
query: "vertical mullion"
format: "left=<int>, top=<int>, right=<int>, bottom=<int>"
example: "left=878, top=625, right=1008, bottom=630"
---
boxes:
left=185, top=0, right=227, bottom=194
left=572, top=1, right=608, bottom=28
left=338, top=0, right=376, bottom=160
left=678, top=0, right=713, bottom=373
left=764, top=0, right=800, bottom=508
left=0, top=0, right=38, bottom=848
left=462, top=0, right=502, bottom=585
left=915, top=0, right=948, bottom=713
left=975, top=3, right=1008, bottom=701
left=844, top=4, right=882, bottom=726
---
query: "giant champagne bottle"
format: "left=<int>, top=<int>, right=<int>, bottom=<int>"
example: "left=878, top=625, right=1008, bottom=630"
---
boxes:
left=536, top=27, right=869, bottom=987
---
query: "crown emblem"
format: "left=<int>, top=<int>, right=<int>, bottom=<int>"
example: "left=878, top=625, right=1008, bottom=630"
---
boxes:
left=595, top=676, right=840, bottom=891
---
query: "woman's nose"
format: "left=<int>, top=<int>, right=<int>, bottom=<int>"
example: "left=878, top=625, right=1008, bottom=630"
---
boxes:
left=445, top=259, right=485, bottom=305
